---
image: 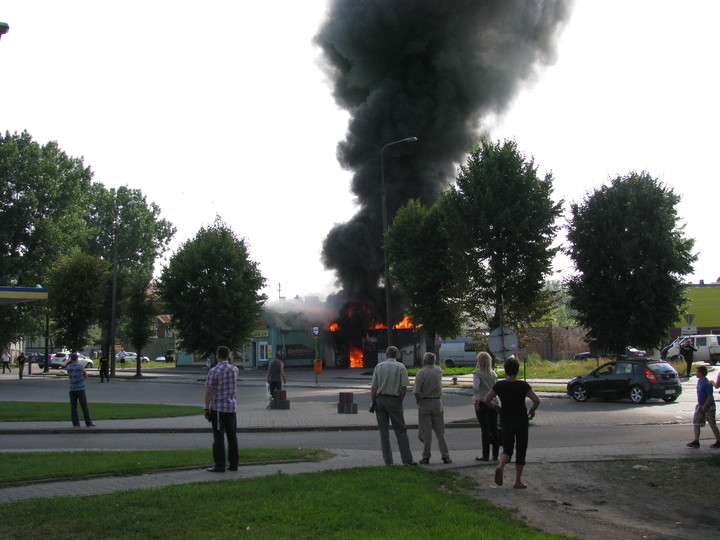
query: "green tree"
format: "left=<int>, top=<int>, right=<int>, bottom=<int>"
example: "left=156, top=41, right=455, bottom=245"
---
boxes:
left=445, top=139, right=563, bottom=330
left=158, top=218, right=267, bottom=359
left=385, top=198, right=463, bottom=348
left=0, top=131, right=93, bottom=348
left=46, top=253, right=109, bottom=353
left=122, top=270, right=157, bottom=377
left=567, top=171, right=695, bottom=355
left=84, top=184, right=175, bottom=360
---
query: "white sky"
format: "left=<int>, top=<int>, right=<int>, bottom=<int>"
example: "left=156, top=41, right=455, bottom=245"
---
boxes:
left=1, top=1, right=718, bottom=301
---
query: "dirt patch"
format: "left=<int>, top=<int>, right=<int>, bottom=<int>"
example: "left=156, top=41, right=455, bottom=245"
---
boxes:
left=461, top=458, right=720, bottom=540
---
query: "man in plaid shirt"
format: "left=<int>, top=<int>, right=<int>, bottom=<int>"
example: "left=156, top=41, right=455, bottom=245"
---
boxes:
left=204, top=346, right=239, bottom=472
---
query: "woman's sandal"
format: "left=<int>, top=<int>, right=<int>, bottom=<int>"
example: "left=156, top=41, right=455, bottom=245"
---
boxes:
left=494, top=467, right=503, bottom=486
left=513, top=483, right=527, bottom=489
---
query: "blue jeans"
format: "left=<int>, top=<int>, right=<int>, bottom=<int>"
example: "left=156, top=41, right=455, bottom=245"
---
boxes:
left=69, top=390, right=93, bottom=426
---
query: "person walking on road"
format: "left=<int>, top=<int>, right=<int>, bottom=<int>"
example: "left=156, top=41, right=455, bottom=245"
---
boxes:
left=67, top=353, right=95, bottom=427
left=2, top=350, right=11, bottom=373
left=266, top=355, right=287, bottom=408
left=204, top=345, right=239, bottom=472
left=99, top=353, right=110, bottom=382
left=17, top=352, right=26, bottom=379
left=414, top=352, right=451, bottom=465
left=680, top=338, right=698, bottom=379
left=370, top=346, right=417, bottom=466
left=686, top=365, right=720, bottom=448
left=484, top=356, right=540, bottom=489
left=473, top=351, right=500, bottom=462
left=117, top=349, right=126, bottom=369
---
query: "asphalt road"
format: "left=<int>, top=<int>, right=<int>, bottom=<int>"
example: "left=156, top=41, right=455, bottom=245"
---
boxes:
left=0, top=367, right=702, bottom=455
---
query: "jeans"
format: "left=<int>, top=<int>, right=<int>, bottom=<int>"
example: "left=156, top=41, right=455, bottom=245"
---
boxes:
left=211, top=410, right=239, bottom=469
left=375, top=395, right=414, bottom=465
left=69, top=390, right=93, bottom=426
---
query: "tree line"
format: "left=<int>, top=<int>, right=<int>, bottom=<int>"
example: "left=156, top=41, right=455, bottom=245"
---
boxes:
left=385, top=139, right=695, bottom=356
left=1, top=131, right=695, bottom=364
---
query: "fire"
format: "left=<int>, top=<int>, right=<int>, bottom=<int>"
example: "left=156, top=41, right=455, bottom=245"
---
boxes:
left=393, top=315, right=415, bottom=329
left=349, top=347, right=364, bottom=368
left=329, top=322, right=339, bottom=332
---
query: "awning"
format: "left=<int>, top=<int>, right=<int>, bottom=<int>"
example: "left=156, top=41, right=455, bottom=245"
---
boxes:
left=0, top=286, right=49, bottom=304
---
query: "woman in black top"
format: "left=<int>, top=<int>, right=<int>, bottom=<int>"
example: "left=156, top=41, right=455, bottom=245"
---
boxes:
left=483, top=356, right=540, bottom=489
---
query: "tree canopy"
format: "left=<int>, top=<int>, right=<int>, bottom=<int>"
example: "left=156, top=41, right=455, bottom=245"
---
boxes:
left=158, top=219, right=267, bottom=358
left=566, top=171, right=695, bottom=355
left=46, top=253, right=109, bottom=352
left=445, top=139, right=563, bottom=330
left=385, top=198, right=463, bottom=345
left=0, top=131, right=94, bottom=347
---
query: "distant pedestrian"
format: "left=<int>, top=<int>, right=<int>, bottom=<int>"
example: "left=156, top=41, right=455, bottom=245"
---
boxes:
left=204, top=345, right=239, bottom=472
left=99, top=354, right=110, bottom=382
left=2, top=351, right=11, bottom=373
left=473, top=351, right=500, bottom=462
left=67, top=353, right=95, bottom=427
left=17, top=352, right=26, bottom=379
left=680, top=338, right=698, bottom=379
left=370, top=346, right=417, bottom=466
left=266, top=355, right=287, bottom=408
left=484, top=356, right=540, bottom=489
left=414, top=352, right=451, bottom=464
left=117, top=349, right=126, bottom=368
left=686, top=365, right=720, bottom=448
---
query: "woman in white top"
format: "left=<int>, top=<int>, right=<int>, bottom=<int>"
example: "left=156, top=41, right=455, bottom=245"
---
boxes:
left=473, top=351, right=499, bottom=461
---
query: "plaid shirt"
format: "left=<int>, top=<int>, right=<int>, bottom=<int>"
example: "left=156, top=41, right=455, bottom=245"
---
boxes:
left=205, top=360, right=238, bottom=413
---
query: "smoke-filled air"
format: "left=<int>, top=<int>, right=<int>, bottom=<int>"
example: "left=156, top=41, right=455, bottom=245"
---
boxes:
left=316, top=0, right=573, bottom=325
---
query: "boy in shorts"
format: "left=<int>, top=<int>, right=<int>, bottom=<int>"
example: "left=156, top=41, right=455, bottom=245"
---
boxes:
left=686, top=365, right=720, bottom=448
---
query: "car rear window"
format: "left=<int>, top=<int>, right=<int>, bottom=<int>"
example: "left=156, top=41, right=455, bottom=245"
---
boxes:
left=646, top=362, right=674, bottom=373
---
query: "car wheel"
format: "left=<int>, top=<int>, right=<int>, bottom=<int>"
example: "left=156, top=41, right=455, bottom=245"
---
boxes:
left=444, top=359, right=455, bottom=368
left=629, top=385, right=647, bottom=404
left=662, top=395, right=678, bottom=403
left=571, top=384, right=588, bottom=402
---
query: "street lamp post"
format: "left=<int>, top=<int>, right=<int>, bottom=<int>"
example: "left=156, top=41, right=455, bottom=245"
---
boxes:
left=380, top=136, right=417, bottom=347
left=109, top=200, right=138, bottom=376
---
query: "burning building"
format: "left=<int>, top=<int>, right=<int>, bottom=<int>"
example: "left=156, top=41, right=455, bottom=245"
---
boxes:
left=315, top=1, right=572, bottom=355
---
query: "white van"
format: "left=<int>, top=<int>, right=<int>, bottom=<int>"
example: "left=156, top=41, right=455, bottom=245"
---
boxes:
left=663, top=335, right=720, bottom=365
left=439, top=341, right=479, bottom=368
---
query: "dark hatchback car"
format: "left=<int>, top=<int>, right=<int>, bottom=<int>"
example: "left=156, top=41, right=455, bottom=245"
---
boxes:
left=567, top=359, right=682, bottom=404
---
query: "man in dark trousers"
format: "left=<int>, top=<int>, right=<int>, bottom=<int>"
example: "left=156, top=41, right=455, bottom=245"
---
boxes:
left=67, top=353, right=95, bottom=427
left=680, top=338, right=698, bottom=379
left=99, top=353, right=110, bottom=382
left=266, top=354, right=287, bottom=408
left=369, top=346, right=417, bottom=466
left=204, top=346, right=239, bottom=472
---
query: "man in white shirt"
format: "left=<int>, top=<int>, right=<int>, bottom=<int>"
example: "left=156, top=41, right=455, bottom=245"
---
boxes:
left=370, top=346, right=417, bottom=466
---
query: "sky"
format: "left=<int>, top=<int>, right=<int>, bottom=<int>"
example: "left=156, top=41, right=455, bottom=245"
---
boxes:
left=1, top=1, right=718, bottom=301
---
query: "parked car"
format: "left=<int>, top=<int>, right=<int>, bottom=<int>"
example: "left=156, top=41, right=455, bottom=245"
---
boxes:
left=574, top=352, right=592, bottom=360
left=439, top=340, right=479, bottom=367
left=661, top=335, right=720, bottom=365
left=123, top=352, right=138, bottom=362
left=49, top=352, right=94, bottom=369
left=155, top=356, right=166, bottom=362
left=567, top=359, right=682, bottom=404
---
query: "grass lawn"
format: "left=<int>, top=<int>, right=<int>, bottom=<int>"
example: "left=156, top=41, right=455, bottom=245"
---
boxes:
left=0, top=401, right=203, bottom=422
left=0, top=448, right=329, bottom=486
left=0, top=467, right=573, bottom=539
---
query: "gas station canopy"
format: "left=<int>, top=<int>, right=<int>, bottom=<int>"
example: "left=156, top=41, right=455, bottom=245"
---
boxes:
left=0, top=286, right=49, bottom=304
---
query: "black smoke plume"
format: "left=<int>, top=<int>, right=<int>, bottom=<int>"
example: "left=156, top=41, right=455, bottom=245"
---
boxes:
left=316, top=0, right=573, bottom=325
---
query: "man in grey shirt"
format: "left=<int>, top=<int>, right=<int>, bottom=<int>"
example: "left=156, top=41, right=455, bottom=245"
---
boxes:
left=414, top=352, right=451, bottom=464
left=370, top=346, right=417, bottom=466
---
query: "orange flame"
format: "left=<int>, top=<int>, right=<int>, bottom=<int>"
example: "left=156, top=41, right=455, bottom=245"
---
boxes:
left=393, top=315, right=415, bottom=329
left=329, top=322, right=339, bottom=332
left=350, top=347, right=364, bottom=368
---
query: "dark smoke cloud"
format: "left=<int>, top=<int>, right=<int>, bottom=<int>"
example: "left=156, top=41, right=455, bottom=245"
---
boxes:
left=316, top=0, right=573, bottom=323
